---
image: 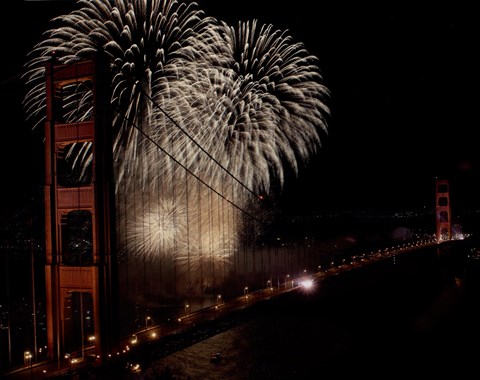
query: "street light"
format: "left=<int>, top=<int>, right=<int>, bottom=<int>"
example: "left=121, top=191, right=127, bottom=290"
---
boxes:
left=24, top=351, right=32, bottom=380
left=130, top=334, right=138, bottom=345
left=215, top=294, right=222, bottom=309
left=244, top=286, right=249, bottom=300
left=24, top=351, right=31, bottom=366
left=145, top=315, right=151, bottom=329
left=184, top=303, right=190, bottom=315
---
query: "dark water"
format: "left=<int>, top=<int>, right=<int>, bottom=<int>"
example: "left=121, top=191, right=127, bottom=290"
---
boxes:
left=139, top=244, right=480, bottom=379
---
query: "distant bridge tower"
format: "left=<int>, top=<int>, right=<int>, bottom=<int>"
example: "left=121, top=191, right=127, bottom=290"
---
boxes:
left=435, top=178, right=452, bottom=242
left=44, top=56, right=118, bottom=362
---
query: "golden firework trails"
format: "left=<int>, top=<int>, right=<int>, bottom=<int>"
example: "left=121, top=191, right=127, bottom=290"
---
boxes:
left=23, top=0, right=330, bottom=290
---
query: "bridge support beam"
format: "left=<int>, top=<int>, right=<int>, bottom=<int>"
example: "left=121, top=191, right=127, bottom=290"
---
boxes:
left=44, top=56, right=118, bottom=363
left=435, top=178, right=452, bottom=242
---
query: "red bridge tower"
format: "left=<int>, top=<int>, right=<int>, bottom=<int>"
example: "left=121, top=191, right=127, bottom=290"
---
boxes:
left=435, top=178, right=452, bottom=242
left=43, top=56, right=118, bottom=363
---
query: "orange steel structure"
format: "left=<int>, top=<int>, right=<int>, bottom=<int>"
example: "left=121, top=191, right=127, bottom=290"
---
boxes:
left=44, top=56, right=118, bottom=363
left=435, top=178, right=452, bottom=242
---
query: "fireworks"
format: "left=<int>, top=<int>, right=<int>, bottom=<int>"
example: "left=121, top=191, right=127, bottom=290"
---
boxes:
left=23, top=0, right=330, bottom=293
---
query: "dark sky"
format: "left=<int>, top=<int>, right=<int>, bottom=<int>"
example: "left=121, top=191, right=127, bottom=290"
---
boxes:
left=1, top=1, right=478, bottom=217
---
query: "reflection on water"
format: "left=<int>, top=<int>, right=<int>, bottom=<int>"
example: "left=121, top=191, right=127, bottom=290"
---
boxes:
left=146, top=313, right=351, bottom=380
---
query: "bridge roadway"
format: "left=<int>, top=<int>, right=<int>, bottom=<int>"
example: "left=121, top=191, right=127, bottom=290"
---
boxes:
left=1, top=238, right=439, bottom=379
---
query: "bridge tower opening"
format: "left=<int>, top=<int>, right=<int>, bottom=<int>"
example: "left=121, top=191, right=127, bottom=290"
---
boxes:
left=43, top=56, right=118, bottom=363
left=435, top=178, right=452, bottom=242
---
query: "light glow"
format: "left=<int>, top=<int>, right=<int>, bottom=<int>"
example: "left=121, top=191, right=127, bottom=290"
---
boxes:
left=299, top=278, right=314, bottom=290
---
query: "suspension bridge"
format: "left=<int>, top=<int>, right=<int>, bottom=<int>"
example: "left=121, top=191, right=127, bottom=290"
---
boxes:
left=36, top=55, right=333, bottom=367
left=0, top=52, right=461, bottom=379
left=4, top=233, right=447, bottom=380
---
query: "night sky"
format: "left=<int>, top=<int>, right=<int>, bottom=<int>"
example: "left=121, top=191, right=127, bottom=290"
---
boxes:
left=1, top=1, right=478, bottom=218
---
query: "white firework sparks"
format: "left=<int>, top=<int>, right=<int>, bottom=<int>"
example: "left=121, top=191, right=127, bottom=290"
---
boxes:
left=23, top=0, right=330, bottom=293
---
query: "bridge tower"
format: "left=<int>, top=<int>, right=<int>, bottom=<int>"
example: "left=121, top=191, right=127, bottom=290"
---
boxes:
left=43, top=56, right=118, bottom=363
left=435, top=178, right=452, bottom=242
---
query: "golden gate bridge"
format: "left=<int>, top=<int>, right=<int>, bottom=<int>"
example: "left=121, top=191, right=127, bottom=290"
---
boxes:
left=29, top=56, right=330, bottom=368
left=0, top=53, right=464, bottom=379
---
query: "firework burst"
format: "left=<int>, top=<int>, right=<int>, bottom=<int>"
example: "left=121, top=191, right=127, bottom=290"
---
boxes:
left=23, top=0, right=330, bottom=293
